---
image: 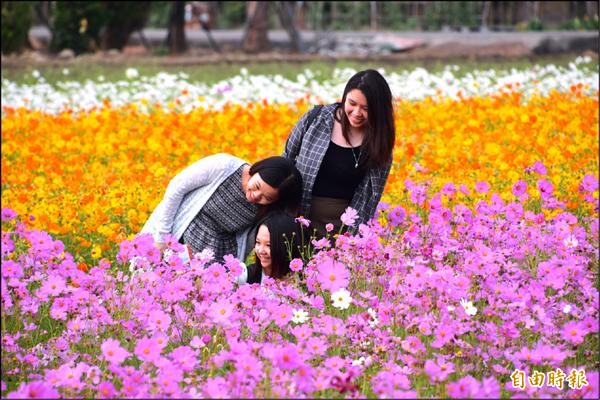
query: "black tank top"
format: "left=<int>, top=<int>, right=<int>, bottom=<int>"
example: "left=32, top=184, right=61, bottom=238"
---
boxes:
left=312, top=141, right=365, bottom=200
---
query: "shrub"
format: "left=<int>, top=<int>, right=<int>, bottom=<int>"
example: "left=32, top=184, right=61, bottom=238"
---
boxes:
left=1, top=1, right=33, bottom=54
left=49, top=1, right=110, bottom=54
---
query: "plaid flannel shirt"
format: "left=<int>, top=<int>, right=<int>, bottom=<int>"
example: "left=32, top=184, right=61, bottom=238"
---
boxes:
left=283, top=103, right=392, bottom=227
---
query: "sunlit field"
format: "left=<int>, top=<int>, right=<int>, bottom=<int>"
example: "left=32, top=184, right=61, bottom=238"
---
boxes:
left=1, top=58, right=598, bottom=398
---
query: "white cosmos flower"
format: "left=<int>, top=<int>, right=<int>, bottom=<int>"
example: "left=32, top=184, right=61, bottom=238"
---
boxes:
left=125, top=68, right=139, bottom=79
left=562, top=304, right=572, bottom=314
left=563, top=235, right=579, bottom=249
left=2, top=62, right=597, bottom=114
left=331, top=287, right=352, bottom=310
left=291, top=308, right=309, bottom=324
left=460, top=298, right=478, bottom=316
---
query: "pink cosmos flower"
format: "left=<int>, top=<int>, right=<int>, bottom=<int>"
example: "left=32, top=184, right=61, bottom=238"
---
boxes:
left=316, top=258, right=350, bottom=292
left=101, top=338, right=130, bottom=365
left=562, top=320, right=586, bottom=345
left=274, top=343, right=301, bottom=370
left=424, top=357, right=455, bottom=382
left=475, top=181, right=490, bottom=193
left=223, top=254, right=243, bottom=276
left=537, top=178, right=554, bottom=200
left=169, top=345, right=197, bottom=372
left=325, top=223, right=334, bottom=232
left=289, top=258, right=303, bottom=272
left=387, top=206, right=406, bottom=227
left=401, top=335, right=426, bottom=354
left=431, top=322, right=456, bottom=348
left=580, top=174, right=599, bottom=192
left=441, top=182, right=457, bottom=196
left=527, top=160, right=547, bottom=175
left=97, top=381, right=117, bottom=398
left=147, top=309, right=172, bottom=332
left=134, top=336, right=162, bottom=363
left=209, top=299, right=235, bottom=325
left=1, top=208, right=17, bottom=222
left=190, top=335, right=205, bottom=349
left=340, top=207, right=358, bottom=227
left=6, top=381, right=60, bottom=399
left=1, top=260, right=23, bottom=279
left=295, top=216, right=311, bottom=227
left=271, top=303, right=294, bottom=327
left=446, top=375, right=480, bottom=398
left=512, top=180, right=527, bottom=197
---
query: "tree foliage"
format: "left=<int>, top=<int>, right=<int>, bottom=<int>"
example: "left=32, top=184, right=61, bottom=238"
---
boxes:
left=1, top=1, right=33, bottom=55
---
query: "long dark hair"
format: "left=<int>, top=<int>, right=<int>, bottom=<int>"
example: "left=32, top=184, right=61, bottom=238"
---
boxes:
left=253, top=211, right=301, bottom=279
left=249, top=156, right=303, bottom=217
left=335, top=69, right=395, bottom=169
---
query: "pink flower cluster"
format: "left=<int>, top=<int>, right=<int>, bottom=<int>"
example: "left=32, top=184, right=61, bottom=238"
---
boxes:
left=1, top=171, right=598, bottom=398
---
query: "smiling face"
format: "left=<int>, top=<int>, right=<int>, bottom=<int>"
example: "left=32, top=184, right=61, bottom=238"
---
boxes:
left=254, top=225, right=272, bottom=276
left=245, top=173, right=279, bottom=205
left=344, top=89, right=369, bottom=129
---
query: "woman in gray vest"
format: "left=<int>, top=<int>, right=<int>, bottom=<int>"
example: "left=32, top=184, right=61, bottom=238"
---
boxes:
left=141, top=153, right=302, bottom=261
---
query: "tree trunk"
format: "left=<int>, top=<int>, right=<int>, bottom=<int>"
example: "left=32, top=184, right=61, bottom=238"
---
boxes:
left=165, top=1, right=187, bottom=54
left=276, top=1, right=303, bottom=52
left=101, top=1, right=151, bottom=50
left=243, top=1, right=270, bottom=53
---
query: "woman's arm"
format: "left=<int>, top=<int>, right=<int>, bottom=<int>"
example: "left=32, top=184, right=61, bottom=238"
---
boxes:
left=154, top=154, right=227, bottom=242
left=282, top=109, right=312, bottom=160
left=351, top=161, right=393, bottom=227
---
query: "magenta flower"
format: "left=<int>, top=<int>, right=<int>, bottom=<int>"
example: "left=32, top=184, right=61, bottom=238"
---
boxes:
left=147, top=309, right=172, bottom=332
left=134, top=336, right=162, bottom=362
left=512, top=180, right=527, bottom=197
left=1, top=208, right=17, bottom=222
left=340, top=207, right=358, bottom=227
left=289, top=258, right=303, bottom=272
left=209, top=299, right=235, bottom=325
left=316, top=258, right=350, bottom=292
left=537, top=178, right=554, bottom=200
left=424, top=357, right=455, bottom=382
left=97, top=381, right=117, bottom=398
left=401, top=335, right=426, bottom=354
left=169, top=345, right=197, bottom=372
left=1, top=260, right=23, bottom=279
left=431, top=322, right=456, bottom=348
left=274, top=343, right=301, bottom=370
left=446, top=375, right=480, bottom=398
left=475, top=181, right=490, bottom=193
left=39, top=274, right=66, bottom=298
left=101, top=338, right=130, bottom=365
left=580, top=174, right=599, bottom=192
left=441, top=182, right=457, bottom=196
left=526, top=160, right=547, bottom=175
left=295, top=216, right=311, bottom=227
left=387, top=206, right=406, bottom=227
left=562, top=320, right=586, bottom=345
left=6, top=381, right=60, bottom=398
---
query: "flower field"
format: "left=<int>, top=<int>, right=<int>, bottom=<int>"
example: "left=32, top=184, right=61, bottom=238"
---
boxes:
left=1, top=58, right=599, bottom=398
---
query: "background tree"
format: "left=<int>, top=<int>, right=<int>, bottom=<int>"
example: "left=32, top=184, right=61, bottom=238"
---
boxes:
left=165, top=0, right=187, bottom=54
left=49, top=1, right=109, bottom=54
left=100, top=1, right=152, bottom=50
left=1, top=1, right=33, bottom=54
left=242, top=1, right=270, bottom=53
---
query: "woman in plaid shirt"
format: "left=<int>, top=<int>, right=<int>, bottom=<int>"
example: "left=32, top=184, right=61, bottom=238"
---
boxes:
left=283, top=69, right=395, bottom=238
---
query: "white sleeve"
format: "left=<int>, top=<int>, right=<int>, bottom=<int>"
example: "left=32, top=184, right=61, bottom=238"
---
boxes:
left=155, top=154, right=227, bottom=241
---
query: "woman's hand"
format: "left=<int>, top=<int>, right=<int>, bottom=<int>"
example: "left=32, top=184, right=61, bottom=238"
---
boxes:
left=154, top=242, right=166, bottom=252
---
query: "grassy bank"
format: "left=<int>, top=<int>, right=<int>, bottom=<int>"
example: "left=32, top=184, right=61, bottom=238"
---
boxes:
left=1, top=53, right=592, bottom=86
